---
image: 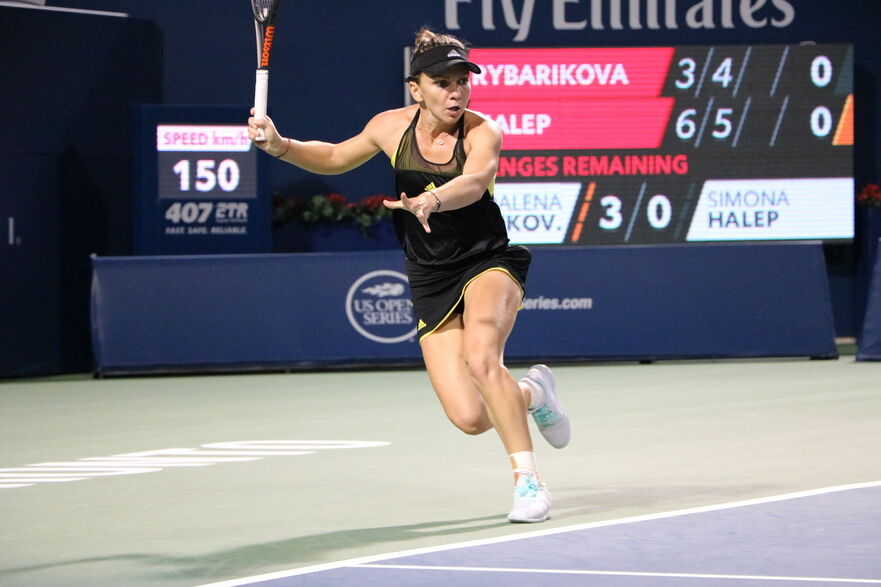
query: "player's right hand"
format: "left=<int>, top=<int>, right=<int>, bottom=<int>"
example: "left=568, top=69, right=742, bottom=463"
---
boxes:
left=248, top=108, right=283, bottom=154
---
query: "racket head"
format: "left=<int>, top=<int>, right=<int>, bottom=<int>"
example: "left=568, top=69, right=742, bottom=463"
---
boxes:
left=251, top=0, right=280, bottom=24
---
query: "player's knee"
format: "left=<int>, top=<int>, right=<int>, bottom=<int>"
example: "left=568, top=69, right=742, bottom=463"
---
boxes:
left=448, top=409, right=491, bottom=435
left=463, top=347, right=500, bottom=386
left=440, top=393, right=491, bottom=435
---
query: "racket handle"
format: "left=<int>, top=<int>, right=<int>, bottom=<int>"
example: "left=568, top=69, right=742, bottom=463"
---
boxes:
left=253, top=69, right=269, bottom=142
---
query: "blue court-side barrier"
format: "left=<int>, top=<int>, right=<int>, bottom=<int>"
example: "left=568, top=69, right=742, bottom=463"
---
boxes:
left=90, top=243, right=837, bottom=375
left=857, top=243, right=881, bottom=361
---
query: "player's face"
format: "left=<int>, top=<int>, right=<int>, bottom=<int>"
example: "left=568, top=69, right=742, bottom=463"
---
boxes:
left=414, top=65, right=472, bottom=125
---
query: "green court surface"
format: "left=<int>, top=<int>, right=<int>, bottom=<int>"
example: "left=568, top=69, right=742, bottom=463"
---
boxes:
left=1, top=356, right=879, bottom=586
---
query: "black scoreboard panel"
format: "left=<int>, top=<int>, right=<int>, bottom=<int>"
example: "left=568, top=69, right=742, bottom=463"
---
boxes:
left=467, top=44, right=854, bottom=245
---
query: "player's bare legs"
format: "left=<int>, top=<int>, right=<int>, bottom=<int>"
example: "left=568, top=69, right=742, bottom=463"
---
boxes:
left=459, top=270, right=533, bottom=456
left=420, top=270, right=531, bottom=452
left=420, top=269, right=552, bottom=522
left=421, top=316, right=495, bottom=436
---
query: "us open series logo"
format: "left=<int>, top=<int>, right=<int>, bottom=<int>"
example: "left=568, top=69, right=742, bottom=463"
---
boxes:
left=345, top=270, right=416, bottom=343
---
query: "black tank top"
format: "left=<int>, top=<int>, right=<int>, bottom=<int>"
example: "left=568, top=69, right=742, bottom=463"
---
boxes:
left=393, top=110, right=509, bottom=266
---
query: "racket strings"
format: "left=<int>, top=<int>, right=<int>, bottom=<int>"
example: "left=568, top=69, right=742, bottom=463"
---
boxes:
left=251, top=0, right=276, bottom=22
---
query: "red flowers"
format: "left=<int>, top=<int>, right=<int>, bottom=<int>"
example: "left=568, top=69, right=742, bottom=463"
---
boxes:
left=857, top=183, right=881, bottom=208
left=361, top=194, right=394, bottom=211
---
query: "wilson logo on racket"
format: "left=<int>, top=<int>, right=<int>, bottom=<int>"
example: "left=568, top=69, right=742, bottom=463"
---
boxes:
left=260, top=25, right=275, bottom=67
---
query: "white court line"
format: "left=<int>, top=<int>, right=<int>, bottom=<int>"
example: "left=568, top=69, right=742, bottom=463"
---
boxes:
left=358, top=564, right=881, bottom=584
left=196, top=480, right=881, bottom=587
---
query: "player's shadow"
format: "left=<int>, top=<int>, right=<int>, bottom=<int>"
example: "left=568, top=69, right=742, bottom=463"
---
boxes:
left=155, top=514, right=511, bottom=580
left=3, top=514, right=510, bottom=582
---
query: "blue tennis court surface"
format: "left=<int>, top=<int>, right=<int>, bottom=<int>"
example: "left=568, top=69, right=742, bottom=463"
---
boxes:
left=203, top=482, right=881, bottom=586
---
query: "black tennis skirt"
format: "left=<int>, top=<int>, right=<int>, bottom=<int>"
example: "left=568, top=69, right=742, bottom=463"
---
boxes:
left=406, top=245, right=532, bottom=341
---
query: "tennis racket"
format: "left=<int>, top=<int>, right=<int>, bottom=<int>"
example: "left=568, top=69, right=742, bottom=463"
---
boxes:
left=251, top=0, right=282, bottom=142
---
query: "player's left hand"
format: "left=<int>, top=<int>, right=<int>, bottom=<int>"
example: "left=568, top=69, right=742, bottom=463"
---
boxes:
left=383, top=192, right=433, bottom=233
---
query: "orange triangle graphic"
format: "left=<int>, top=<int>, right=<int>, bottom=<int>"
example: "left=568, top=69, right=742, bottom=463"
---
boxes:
left=833, top=94, right=854, bottom=146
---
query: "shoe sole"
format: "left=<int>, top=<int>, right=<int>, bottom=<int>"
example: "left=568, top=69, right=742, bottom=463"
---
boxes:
left=507, top=513, right=551, bottom=523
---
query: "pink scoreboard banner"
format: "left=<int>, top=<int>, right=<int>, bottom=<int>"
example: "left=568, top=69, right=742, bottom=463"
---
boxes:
left=469, top=47, right=675, bottom=100
left=469, top=47, right=676, bottom=150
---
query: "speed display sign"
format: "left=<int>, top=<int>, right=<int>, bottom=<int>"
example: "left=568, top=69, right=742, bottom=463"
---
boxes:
left=133, top=106, right=270, bottom=255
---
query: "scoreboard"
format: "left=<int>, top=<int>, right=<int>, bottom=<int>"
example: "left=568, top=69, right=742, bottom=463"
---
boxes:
left=133, top=105, right=270, bottom=255
left=464, top=44, right=854, bottom=245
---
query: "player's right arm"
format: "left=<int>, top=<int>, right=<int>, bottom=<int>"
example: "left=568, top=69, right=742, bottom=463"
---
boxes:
left=248, top=108, right=405, bottom=175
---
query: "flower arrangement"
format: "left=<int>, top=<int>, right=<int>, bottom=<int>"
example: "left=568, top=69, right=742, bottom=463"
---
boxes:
left=857, top=183, right=881, bottom=208
left=273, top=192, right=395, bottom=235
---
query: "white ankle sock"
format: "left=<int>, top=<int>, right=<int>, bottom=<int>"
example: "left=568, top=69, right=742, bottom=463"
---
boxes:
left=521, top=377, right=544, bottom=410
left=509, top=451, right=538, bottom=475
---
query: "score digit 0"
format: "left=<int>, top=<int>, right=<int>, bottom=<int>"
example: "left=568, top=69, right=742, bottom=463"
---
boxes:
left=598, top=193, right=674, bottom=231
left=809, top=55, right=835, bottom=139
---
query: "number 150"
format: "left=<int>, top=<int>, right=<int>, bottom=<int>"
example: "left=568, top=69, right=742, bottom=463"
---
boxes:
left=172, top=159, right=240, bottom=192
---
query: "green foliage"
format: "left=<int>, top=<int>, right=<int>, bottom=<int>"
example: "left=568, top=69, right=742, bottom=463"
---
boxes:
left=273, top=192, right=395, bottom=234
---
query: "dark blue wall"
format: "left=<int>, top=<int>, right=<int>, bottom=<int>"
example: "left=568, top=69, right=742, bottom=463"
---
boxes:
left=0, top=7, right=162, bottom=377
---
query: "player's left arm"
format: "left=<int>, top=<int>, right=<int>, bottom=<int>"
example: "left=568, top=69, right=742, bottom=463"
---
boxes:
left=382, top=112, right=501, bottom=233
left=431, top=113, right=502, bottom=211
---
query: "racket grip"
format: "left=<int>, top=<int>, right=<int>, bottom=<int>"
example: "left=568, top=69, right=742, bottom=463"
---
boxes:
left=253, top=69, right=269, bottom=142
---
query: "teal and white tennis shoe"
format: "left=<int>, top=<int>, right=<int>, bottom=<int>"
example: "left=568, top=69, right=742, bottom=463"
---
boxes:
left=522, top=364, right=571, bottom=449
left=507, top=471, right=551, bottom=523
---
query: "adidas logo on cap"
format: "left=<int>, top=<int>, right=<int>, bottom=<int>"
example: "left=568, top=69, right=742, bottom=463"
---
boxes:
left=447, top=50, right=460, bottom=57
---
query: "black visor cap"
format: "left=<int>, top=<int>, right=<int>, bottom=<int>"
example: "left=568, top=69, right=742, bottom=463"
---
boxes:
left=410, top=45, right=482, bottom=77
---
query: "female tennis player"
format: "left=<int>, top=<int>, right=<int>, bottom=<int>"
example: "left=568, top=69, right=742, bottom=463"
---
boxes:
left=248, top=28, right=570, bottom=523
